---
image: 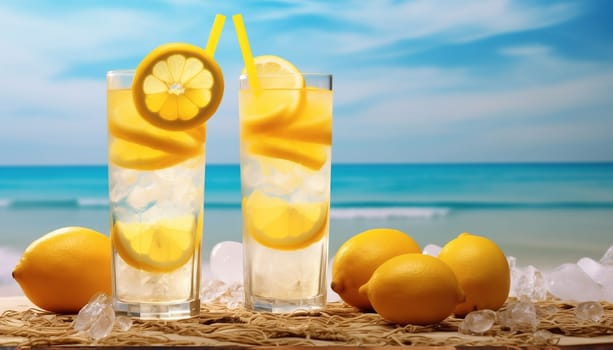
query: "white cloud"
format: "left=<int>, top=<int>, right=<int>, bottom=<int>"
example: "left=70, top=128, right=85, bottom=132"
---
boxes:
left=256, top=0, right=581, bottom=54
left=0, top=1, right=609, bottom=164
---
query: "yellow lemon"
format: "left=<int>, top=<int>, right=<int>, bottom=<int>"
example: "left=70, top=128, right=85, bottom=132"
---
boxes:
left=112, top=213, right=201, bottom=273
left=437, top=232, right=510, bottom=317
left=359, top=254, right=465, bottom=325
left=330, top=228, right=421, bottom=310
left=132, top=42, right=224, bottom=131
left=12, top=227, right=112, bottom=313
left=243, top=190, right=328, bottom=250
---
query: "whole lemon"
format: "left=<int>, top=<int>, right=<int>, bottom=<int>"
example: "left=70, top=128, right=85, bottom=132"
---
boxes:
left=359, top=253, right=465, bottom=325
left=12, top=227, right=112, bottom=313
left=437, top=232, right=510, bottom=317
left=331, top=228, right=420, bottom=310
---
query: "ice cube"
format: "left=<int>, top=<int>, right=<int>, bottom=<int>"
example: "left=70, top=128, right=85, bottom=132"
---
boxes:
left=537, top=304, right=558, bottom=317
left=511, top=265, right=547, bottom=301
left=115, top=316, right=133, bottom=332
left=578, top=257, right=613, bottom=287
left=533, top=329, right=557, bottom=345
left=74, top=293, right=109, bottom=332
left=601, top=245, right=613, bottom=265
left=603, top=283, right=613, bottom=302
left=210, top=241, right=244, bottom=284
left=422, top=244, right=441, bottom=257
left=546, top=263, right=604, bottom=301
left=74, top=293, right=117, bottom=340
left=89, top=303, right=115, bottom=340
left=575, top=301, right=604, bottom=322
left=507, top=256, right=517, bottom=270
left=126, top=184, right=157, bottom=210
left=219, top=283, right=244, bottom=309
left=499, top=301, right=538, bottom=331
left=201, top=279, right=227, bottom=302
left=460, top=309, right=497, bottom=335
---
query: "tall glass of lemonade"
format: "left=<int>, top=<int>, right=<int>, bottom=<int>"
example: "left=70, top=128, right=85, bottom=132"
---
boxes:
left=239, top=55, right=333, bottom=312
left=107, top=42, right=223, bottom=319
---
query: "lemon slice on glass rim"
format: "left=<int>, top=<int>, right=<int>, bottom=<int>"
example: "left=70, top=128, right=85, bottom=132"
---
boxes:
left=240, top=55, right=305, bottom=127
left=132, top=42, right=224, bottom=131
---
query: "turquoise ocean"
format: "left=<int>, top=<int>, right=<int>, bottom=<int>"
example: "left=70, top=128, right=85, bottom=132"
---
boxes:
left=1, top=163, right=613, bottom=292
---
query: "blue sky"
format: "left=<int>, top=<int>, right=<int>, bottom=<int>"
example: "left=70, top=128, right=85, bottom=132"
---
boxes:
left=0, top=0, right=612, bottom=164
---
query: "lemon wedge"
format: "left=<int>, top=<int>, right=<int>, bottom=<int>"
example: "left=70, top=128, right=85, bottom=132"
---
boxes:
left=108, top=89, right=205, bottom=154
left=242, top=87, right=333, bottom=145
left=240, top=55, right=305, bottom=127
left=243, top=190, right=328, bottom=250
left=247, top=136, right=329, bottom=170
left=132, top=42, right=224, bottom=131
left=109, top=137, right=202, bottom=171
left=112, top=215, right=200, bottom=272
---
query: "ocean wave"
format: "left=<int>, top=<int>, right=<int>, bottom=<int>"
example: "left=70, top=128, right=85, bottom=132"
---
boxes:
left=2, top=197, right=613, bottom=210
left=330, top=207, right=449, bottom=219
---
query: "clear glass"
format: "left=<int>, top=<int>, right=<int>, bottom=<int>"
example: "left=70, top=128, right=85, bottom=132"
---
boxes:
left=239, top=73, right=333, bottom=312
left=107, top=70, right=204, bottom=320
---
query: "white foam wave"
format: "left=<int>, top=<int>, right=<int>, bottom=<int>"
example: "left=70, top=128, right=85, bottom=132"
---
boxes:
left=77, top=198, right=109, bottom=207
left=330, top=207, right=449, bottom=220
left=0, top=199, right=9, bottom=207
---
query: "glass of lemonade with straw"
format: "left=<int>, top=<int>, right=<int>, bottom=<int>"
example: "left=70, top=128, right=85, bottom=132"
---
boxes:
left=107, top=15, right=225, bottom=320
left=234, top=15, right=333, bottom=312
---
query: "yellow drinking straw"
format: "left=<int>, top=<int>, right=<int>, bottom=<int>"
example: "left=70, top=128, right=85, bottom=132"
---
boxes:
left=205, top=14, right=226, bottom=58
left=232, top=14, right=261, bottom=92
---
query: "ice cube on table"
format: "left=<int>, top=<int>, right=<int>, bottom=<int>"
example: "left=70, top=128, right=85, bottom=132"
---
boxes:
left=510, top=265, right=547, bottom=301
left=575, top=301, right=604, bottom=322
left=577, top=257, right=613, bottom=287
left=422, top=244, right=441, bottom=257
left=601, top=245, right=613, bottom=265
left=201, top=279, right=227, bottom=302
left=89, top=305, right=115, bottom=340
left=74, top=293, right=110, bottom=332
left=507, top=256, right=517, bottom=270
left=115, top=316, right=133, bottom=332
left=546, top=263, right=604, bottom=301
left=459, top=309, right=496, bottom=335
left=532, top=329, right=557, bottom=345
left=498, top=301, right=538, bottom=332
left=74, top=293, right=119, bottom=340
left=210, top=241, right=244, bottom=284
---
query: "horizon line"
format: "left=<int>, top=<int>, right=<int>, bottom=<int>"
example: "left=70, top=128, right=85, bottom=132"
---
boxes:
left=1, top=160, right=613, bottom=167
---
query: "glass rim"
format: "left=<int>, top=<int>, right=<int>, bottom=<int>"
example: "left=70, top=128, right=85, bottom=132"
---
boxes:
left=239, top=72, right=332, bottom=80
left=107, top=69, right=136, bottom=77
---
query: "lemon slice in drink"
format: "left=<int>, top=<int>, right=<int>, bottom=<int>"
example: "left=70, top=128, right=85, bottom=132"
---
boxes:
left=109, top=138, right=202, bottom=171
left=108, top=89, right=205, bottom=154
left=132, top=42, right=224, bottom=131
left=112, top=215, right=199, bottom=272
left=240, top=55, right=304, bottom=127
left=243, top=190, right=328, bottom=250
left=247, top=136, right=329, bottom=170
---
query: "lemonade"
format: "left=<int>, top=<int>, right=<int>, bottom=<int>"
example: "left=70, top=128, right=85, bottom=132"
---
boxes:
left=107, top=40, right=223, bottom=319
left=238, top=56, right=333, bottom=311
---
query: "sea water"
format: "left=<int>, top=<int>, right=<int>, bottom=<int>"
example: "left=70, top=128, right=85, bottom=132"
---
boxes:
left=1, top=162, right=613, bottom=295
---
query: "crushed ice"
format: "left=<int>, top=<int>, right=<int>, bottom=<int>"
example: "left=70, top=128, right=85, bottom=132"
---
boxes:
left=508, top=244, right=613, bottom=302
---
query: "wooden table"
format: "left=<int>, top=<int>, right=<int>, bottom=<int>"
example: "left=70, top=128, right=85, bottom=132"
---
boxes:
left=1, top=296, right=612, bottom=348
